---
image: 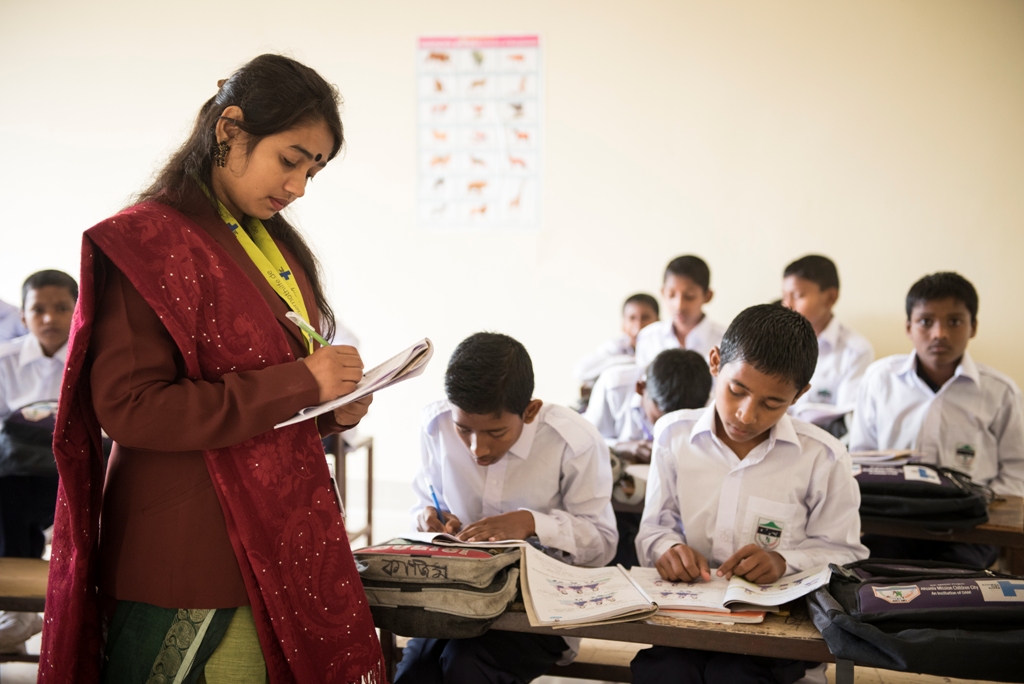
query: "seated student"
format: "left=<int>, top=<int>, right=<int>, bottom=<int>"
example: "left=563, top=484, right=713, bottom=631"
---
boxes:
left=850, top=272, right=1024, bottom=567
left=635, top=255, right=725, bottom=368
left=0, top=297, right=27, bottom=343
left=585, top=348, right=713, bottom=459
left=781, top=255, right=874, bottom=435
left=574, top=293, right=659, bottom=388
left=633, top=305, right=867, bottom=684
left=0, top=269, right=77, bottom=653
left=400, top=332, right=617, bottom=684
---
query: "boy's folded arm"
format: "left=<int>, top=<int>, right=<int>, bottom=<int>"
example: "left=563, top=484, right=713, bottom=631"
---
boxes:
left=89, top=268, right=321, bottom=451
left=990, top=386, right=1024, bottom=497
left=847, top=372, right=879, bottom=452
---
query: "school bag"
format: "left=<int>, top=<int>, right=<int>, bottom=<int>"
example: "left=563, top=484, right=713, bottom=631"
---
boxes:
left=808, top=559, right=1024, bottom=682
left=854, top=463, right=990, bottom=529
left=354, top=539, right=521, bottom=639
left=0, top=402, right=59, bottom=477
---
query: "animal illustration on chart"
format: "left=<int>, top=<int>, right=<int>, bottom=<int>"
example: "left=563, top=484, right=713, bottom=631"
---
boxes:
left=509, top=155, right=526, bottom=169
left=426, top=52, right=450, bottom=63
left=509, top=186, right=523, bottom=211
left=471, top=131, right=488, bottom=143
left=518, top=76, right=527, bottom=93
left=430, top=155, right=451, bottom=167
left=509, top=102, right=524, bottom=118
left=472, top=104, right=485, bottom=118
left=432, top=103, right=448, bottom=115
left=434, top=79, right=444, bottom=92
left=432, top=130, right=448, bottom=141
left=470, top=78, right=487, bottom=90
left=470, top=156, right=487, bottom=167
left=471, top=50, right=484, bottom=66
left=470, top=204, right=488, bottom=216
left=433, top=178, right=445, bottom=190
left=467, top=180, right=488, bottom=193
left=508, top=53, right=525, bottom=62
left=512, top=129, right=530, bottom=142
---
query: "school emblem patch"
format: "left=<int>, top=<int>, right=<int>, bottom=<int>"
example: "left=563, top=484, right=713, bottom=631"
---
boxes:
left=755, top=518, right=783, bottom=550
left=872, top=585, right=921, bottom=604
left=955, top=443, right=976, bottom=472
left=815, top=387, right=833, bottom=400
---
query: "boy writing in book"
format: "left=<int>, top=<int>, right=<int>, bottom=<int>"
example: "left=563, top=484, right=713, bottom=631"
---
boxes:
left=781, top=255, right=874, bottom=436
left=633, top=304, right=866, bottom=684
left=850, top=272, right=1024, bottom=566
left=399, top=332, right=617, bottom=684
left=634, top=255, right=726, bottom=368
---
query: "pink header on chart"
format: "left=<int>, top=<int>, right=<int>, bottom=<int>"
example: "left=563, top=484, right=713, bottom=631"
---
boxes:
left=418, top=35, right=540, bottom=49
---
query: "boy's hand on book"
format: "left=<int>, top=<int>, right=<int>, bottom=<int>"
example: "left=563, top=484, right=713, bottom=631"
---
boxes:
left=717, top=544, right=787, bottom=584
left=612, top=441, right=652, bottom=463
left=456, top=511, right=535, bottom=542
left=657, top=544, right=711, bottom=582
left=417, top=507, right=463, bottom=535
left=333, top=395, right=372, bottom=428
left=303, top=345, right=364, bottom=402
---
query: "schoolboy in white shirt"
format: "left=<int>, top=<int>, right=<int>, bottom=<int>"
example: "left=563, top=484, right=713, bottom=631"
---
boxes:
left=400, top=332, right=617, bottom=684
left=635, top=255, right=726, bottom=368
left=850, top=272, right=1024, bottom=567
left=0, top=298, right=28, bottom=343
left=632, top=305, right=866, bottom=684
left=574, top=293, right=659, bottom=388
left=781, top=255, right=874, bottom=436
left=0, top=270, right=77, bottom=653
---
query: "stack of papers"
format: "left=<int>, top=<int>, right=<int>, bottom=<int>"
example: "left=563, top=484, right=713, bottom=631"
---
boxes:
left=849, top=449, right=920, bottom=467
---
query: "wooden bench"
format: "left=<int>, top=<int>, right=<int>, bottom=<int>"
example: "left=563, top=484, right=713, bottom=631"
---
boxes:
left=0, top=557, right=47, bottom=663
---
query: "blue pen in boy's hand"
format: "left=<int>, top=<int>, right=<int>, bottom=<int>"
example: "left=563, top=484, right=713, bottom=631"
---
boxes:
left=429, top=484, right=447, bottom=525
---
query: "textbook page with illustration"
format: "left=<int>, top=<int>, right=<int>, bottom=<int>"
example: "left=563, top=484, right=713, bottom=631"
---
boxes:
left=276, top=338, right=433, bottom=427
left=629, top=565, right=831, bottom=614
left=396, top=533, right=659, bottom=627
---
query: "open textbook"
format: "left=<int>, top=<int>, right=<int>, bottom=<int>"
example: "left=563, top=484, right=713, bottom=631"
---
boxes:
left=276, top=338, right=433, bottom=428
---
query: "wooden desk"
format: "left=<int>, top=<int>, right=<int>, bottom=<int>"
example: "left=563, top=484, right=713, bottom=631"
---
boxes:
left=324, top=433, right=374, bottom=546
left=378, top=603, right=853, bottom=684
left=0, top=558, right=47, bottom=663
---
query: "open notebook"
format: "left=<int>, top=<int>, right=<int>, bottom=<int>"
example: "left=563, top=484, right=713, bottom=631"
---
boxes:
left=276, top=338, right=433, bottom=428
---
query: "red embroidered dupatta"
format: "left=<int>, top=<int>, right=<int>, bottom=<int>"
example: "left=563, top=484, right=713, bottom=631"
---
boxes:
left=39, top=202, right=385, bottom=683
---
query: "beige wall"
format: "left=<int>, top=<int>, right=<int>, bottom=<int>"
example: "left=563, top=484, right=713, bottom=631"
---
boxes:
left=2, top=0, right=1022, bottom=483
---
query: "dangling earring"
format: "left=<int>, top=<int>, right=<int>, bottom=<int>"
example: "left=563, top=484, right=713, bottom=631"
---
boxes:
left=212, top=140, right=231, bottom=167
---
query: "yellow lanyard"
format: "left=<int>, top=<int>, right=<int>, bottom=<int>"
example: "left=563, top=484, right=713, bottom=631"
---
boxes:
left=197, top=181, right=315, bottom=354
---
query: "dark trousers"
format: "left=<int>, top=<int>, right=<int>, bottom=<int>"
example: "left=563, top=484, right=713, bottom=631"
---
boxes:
left=394, top=632, right=567, bottom=684
left=0, top=475, right=59, bottom=558
left=862, top=534, right=999, bottom=569
left=611, top=510, right=641, bottom=568
left=632, top=645, right=814, bottom=684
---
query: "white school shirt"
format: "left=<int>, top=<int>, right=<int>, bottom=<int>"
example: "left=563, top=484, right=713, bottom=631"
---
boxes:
left=0, top=335, right=67, bottom=421
left=412, top=400, right=618, bottom=568
left=573, top=334, right=635, bottom=384
left=583, top=365, right=645, bottom=442
left=790, top=317, right=874, bottom=425
left=0, top=299, right=27, bottom=343
left=636, top=406, right=867, bottom=573
left=634, top=316, right=725, bottom=368
left=849, top=352, right=1024, bottom=497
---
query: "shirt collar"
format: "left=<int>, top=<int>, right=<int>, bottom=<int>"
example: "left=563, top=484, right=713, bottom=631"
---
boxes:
left=507, top=415, right=539, bottom=460
left=900, top=350, right=980, bottom=387
left=17, top=335, right=66, bottom=368
left=818, top=316, right=840, bottom=351
left=690, top=404, right=801, bottom=460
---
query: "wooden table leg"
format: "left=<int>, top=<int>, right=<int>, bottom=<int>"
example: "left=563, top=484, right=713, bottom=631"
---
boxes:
left=834, top=658, right=855, bottom=684
left=379, top=628, right=398, bottom=682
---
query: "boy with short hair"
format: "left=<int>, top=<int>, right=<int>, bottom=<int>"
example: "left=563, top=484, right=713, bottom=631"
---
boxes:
left=574, top=293, right=659, bottom=387
left=634, top=255, right=725, bottom=368
left=781, top=255, right=874, bottom=433
left=399, top=332, right=617, bottom=684
left=0, top=269, right=78, bottom=652
left=850, top=273, right=1024, bottom=566
left=633, top=305, right=866, bottom=684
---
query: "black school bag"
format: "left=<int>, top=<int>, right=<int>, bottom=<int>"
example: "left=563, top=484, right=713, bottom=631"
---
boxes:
left=0, top=402, right=59, bottom=477
left=354, top=539, right=521, bottom=639
left=808, top=559, right=1024, bottom=682
left=855, top=463, right=991, bottom=529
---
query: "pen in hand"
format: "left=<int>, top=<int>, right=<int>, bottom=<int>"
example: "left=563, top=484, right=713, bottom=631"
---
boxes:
left=429, top=483, right=447, bottom=526
left=285, top=311, right=331, bottom=347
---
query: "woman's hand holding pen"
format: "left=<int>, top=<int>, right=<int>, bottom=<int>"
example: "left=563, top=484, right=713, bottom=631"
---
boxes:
left=303, top=345, right=364, bottom=402
left=418, top=507, right=462, bottom=535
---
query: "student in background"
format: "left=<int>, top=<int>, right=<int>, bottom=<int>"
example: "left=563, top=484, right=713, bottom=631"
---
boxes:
left=635, top=256, right=725, bottom=368
left=0, top=269, right=77, bottom=653
left=574, top=293, right=659, bottom=388
left=781, top=255, right=874, bottom=436
left=850, top=272, right=1024, bottom=567
left=633, top=305, right=866, bottom=684
left=0, top=298, right=28, bottom=342
left=402, top=332, right=616, bottom=684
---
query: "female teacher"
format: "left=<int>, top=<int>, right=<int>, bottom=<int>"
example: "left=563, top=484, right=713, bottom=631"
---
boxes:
left=40, top=55, right=385, bottom=683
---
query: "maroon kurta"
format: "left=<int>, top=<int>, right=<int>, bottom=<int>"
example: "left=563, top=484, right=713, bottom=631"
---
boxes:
left=90, top=195, right=343, bottom=608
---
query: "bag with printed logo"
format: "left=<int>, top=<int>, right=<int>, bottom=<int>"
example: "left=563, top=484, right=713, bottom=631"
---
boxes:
left=808, top=559, right=1024, bottom=681
left=354, top=539, right=521, bottom=638
left=854, top=463, right=990, bottom=529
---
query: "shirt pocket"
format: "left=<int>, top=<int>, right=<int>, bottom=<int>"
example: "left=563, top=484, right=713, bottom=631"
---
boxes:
left=742, top=496, right=801, bottom=553
left=939, top=412, right=987, bottom=477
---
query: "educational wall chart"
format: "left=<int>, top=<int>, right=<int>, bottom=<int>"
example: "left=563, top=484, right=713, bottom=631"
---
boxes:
left=417, top=35, right=542, bottom=229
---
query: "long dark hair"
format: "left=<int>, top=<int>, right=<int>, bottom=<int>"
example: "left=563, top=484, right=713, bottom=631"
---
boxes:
left=138, top=54, right=342, bottom=338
